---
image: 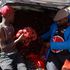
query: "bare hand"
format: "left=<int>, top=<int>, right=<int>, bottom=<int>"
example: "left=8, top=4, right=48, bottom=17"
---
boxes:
left=43, top=42, right=50, bottom=48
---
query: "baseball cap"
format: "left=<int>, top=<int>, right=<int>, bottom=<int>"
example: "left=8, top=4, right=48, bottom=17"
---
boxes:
left=0, top=5, right=14, bottom=17
left=54, top=9, right=69, bottom=21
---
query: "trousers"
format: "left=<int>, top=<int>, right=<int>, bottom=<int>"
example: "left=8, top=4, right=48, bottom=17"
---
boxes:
left=0, top=52, right=27, bottom=70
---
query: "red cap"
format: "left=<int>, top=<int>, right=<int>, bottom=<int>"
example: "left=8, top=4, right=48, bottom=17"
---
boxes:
left=0, top=5, right=14, bottom=17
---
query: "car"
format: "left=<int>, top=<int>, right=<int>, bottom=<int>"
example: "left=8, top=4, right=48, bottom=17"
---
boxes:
left=0, top=0, right=70, bottom=70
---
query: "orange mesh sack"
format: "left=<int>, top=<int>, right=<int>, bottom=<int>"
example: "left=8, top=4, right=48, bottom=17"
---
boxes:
left=62, top=59, right=70, bottom=70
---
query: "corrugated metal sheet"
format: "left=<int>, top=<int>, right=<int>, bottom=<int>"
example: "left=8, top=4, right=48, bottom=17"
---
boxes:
left=30, top=0, right=70, bottom=3
left=3, top=0, right=70, bottom=3
left=0, top=0, right=70, bottom=8
left=5, top=0, right=70, bottom=3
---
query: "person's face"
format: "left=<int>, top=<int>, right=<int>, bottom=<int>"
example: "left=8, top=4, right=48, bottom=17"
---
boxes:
left=57, top=17, right=68, bottom=26
left=9, top=13, right=14, bottom=23
left=5, top=12, right=14, bottom=23
left=23, top=29, right=30, bottom=38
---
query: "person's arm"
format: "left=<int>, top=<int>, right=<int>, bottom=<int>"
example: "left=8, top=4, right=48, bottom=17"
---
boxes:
left=7, top=34, right=23, bottom=47
left=41, top=27, right=51, bottom=41
left=41, top=22, right=57, bottom=41
left=41, top=31, right=51, bottom=40
left=2, top=33, right=24, bottom=52
left=40, top=22, right=57, bottom=50
left=50, top=37, right=70, bottom=50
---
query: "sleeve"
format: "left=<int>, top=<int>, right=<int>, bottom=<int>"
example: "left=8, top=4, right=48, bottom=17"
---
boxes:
left=41, top=23, right=55, bottom=40
left=41, top=31, right=51, bottom=40
left=50, top=35, right=70, bottom=50
left=0, top=27, right=6, bottom=38
left=41, top=22, right=57, bottom=41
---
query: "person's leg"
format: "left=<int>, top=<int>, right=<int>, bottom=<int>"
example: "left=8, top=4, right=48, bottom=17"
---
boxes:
left=57, top=50, right=70, bottom=70
left=16, top=53, right=27, bottom=70
left=46, top=61, right=58, bottom=70
left=1, top=59, right=13, bottom=70
left=0, top=52, right=14, bottom=70
left=46, top=52, right=61, bottom=70
left=17, top=63, right=27, bottom=70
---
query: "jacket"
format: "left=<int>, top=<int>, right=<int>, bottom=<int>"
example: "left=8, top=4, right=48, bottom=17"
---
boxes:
left=41, top=22, right=70, bottom=51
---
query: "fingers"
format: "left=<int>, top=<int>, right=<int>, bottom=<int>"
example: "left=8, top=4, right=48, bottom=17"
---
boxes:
left=16, top=29, right=23, bottom=38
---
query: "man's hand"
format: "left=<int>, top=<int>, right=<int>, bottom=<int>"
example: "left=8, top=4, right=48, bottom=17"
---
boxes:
left=43, top=42, right=50, bottom=48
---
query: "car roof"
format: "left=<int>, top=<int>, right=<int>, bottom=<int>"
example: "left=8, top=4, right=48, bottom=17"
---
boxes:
left=0, top=0, right=70, bottom=9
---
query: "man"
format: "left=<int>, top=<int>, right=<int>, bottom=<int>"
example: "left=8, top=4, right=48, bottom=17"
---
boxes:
left=16, top=27, right=45, bottom=70
left=41, top=7, right=70, bottom=70
left=0, top=5, right=27, bottom=70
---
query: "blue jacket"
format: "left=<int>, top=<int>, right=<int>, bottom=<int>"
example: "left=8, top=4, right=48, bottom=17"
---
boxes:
left=41, top=22, right=70, bottom=51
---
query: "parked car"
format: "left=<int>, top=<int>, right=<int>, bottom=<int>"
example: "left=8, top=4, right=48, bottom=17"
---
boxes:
left=1, top=0, right=70, bottom=70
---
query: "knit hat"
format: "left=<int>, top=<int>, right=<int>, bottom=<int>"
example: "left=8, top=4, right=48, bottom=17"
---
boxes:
left=0, top=5, right=14, bottom=17
left=54, top=9, right=69, bottom=21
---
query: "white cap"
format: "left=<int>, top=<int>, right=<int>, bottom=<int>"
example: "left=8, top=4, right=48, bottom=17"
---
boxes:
left=54, top=8, right=69, bottom=21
